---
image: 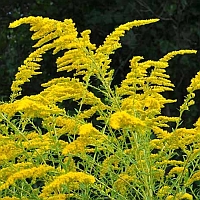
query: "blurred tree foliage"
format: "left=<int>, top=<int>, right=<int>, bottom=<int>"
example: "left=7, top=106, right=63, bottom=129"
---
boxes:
left=0, top=0, right=200, bottom=127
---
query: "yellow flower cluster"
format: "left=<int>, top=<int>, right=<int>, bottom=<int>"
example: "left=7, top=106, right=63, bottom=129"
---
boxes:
left=9, top=17, right=77, bottom=100
left=40, top=172, right=95, bottom=198
left=62, top=123, right=107, bottom=155
left=0, top=165, right=54, bottom=191
left=0, top=15, right=199, bottom=199
left=109, top=110, right=146, bottom=130
left=0, top=95, right=64, bottom=118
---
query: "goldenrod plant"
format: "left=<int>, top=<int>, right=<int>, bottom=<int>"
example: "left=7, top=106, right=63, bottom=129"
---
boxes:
left=0, top=16, right=199, bottom=199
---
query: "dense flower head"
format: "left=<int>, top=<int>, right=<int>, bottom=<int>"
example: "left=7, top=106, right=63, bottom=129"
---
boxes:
left=40, top=172, right=95, bottom=198
left=0, top=165, right=55, bottom=191
left=109, top=110, right=146, bottom=130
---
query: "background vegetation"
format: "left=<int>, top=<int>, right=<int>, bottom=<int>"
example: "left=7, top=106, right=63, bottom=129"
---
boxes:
left=0, top=0, right=200, bottom=128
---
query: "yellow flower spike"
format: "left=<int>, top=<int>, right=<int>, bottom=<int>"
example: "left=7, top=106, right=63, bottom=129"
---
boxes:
left=94, top=19, right=159, bottom=83
left=159, top=50, right=197, bottom=62
left=151, top=126, right=170, bottom=139
left=170, top=193, right=193, bottom=200
left=156, top=160, right=184, bottom=166
left=9, top=16, right=40, bottom=28
left=10, top=45, right=54, bottom=100
left=163, top=128, right=197, bottom=151
left=0, top=162, right=33, bottom=180
left=9, top=17, right=79, bottom=100
left=0, top=142, right=22, bottom=164
left=40, top=77, right=108, bottom=120
left=151, top=116, right=179, bottom=129
left=117, top=54, right=178, bottom=104
left=97, top=19, right=159, bottom=56
left=52, top=116, right=79, bottom=136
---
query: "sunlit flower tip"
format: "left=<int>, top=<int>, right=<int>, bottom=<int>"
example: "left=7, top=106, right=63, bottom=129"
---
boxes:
left=159, top=50, right=197, bottom=62
left=130, top=56, right=144, bottom=66
left=81, top=29, right=91, bottom=37
left=9, top=16, right=41, bottom=28
left=9, top=18, right=25, bottom=28
left=128, top=18, right=160, bottom=27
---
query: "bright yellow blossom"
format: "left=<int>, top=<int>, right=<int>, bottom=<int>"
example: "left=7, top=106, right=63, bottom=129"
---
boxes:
left=4, top=15, right=200, bottom=199
left=62, top=123, right=107, bottom=155
left=159, top=50, right=197, bottom=62
left=110, top=111, right=146, bottom=130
